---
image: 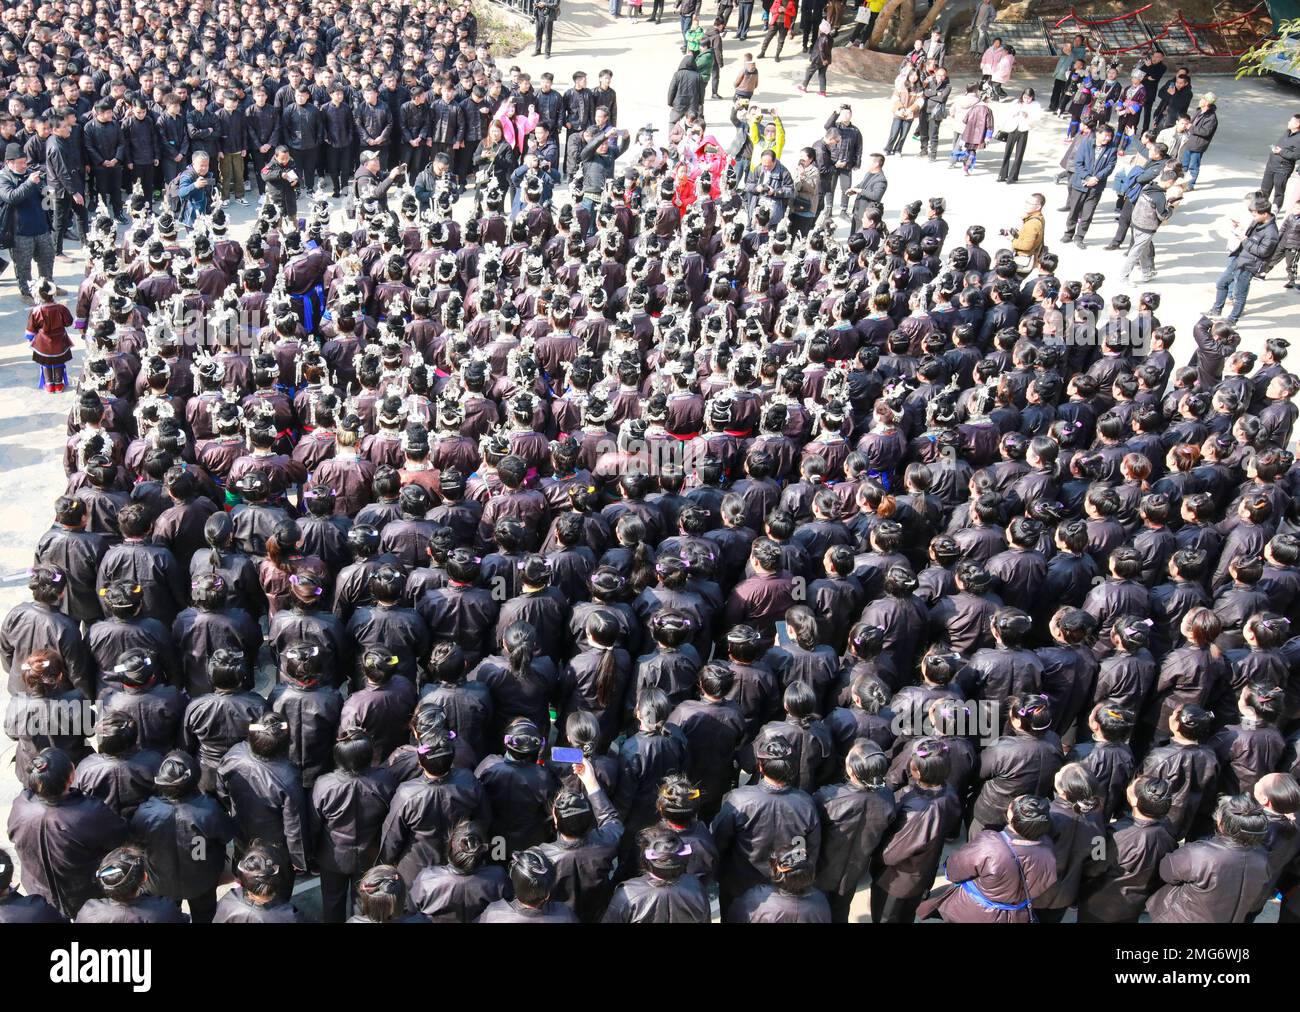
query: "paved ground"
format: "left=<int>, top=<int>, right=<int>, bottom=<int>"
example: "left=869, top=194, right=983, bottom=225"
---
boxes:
left=0, top=2, right=1293, bottom=921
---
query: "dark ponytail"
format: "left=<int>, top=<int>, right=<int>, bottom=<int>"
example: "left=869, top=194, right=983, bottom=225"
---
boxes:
left=587, top=610, right=622, bottom=709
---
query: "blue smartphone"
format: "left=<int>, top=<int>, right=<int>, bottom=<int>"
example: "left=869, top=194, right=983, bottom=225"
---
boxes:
left=551, top=746, right=585, bottom=765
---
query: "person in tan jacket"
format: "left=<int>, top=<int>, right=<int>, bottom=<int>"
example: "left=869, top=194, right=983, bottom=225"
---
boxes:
left=885, top=69, right=922, bottom=156
left=1005, top=192, right=1046, bottom=273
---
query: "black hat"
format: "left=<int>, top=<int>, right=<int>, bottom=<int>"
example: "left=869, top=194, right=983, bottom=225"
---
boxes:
left=4, top=142, right=23, bottom=161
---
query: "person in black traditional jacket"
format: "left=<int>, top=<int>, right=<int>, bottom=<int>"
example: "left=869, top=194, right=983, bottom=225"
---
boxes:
left=0, top=847, right=64, bottom=923
left=309, top=728, right=396, bottom=922
left=814, top=739, right=897, bottom=921
left=213, top=840, right=309, bottom=923
left=129, top=750, right=235, bottom=923
left=602, top=825, right=711, bottom=922
left=6, top=747, right=127, bottom=918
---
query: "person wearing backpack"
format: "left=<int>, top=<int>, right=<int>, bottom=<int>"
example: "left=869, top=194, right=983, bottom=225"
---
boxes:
left=174, top=151, right=215, bottom=228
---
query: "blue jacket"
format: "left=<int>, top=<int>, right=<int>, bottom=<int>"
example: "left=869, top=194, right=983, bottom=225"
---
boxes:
left=0, top=167, right=49, bottom=242
left=1069, top=139, right=1117, bottom=192
left=176, top=166, right=214, bottom=226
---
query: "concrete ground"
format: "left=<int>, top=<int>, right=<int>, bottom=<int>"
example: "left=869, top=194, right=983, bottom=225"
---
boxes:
left=0, top=2, right=1292, bottom=921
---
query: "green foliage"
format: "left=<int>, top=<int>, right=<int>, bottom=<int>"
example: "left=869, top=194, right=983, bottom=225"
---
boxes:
left=1236, top=18, right=1300, bottom=78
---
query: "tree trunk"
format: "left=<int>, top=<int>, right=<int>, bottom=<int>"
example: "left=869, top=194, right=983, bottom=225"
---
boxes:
left=896, top=0, right=919, bottom=45
left=914, top=0, right=950, bottom=38
left=869, top=0, right=907, bottom=48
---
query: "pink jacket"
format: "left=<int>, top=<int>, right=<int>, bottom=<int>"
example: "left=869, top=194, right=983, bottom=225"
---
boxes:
left=987, top=48, right=1015, bottom=84
left=493, top=104, right=540, bottom=152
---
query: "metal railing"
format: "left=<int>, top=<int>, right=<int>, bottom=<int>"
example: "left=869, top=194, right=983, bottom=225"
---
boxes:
left=488, top=0, right=538, bottom=18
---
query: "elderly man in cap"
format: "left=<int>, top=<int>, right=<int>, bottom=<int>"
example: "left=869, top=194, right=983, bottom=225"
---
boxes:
left=0, top=141, right=57, bottom=304
left=175, top=150, right=215, bottom=229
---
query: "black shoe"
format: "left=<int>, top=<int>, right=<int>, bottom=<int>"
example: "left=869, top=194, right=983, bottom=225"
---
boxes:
left=1075, top=239, right=1087, bottom=250
left=533, top=50, right=541, bottom=56
left=1286, top=280, right=1297, bottom=289
left=1103, top=242, right=1120, bottom=251
left=1059, top=234, right=1073, bottom=243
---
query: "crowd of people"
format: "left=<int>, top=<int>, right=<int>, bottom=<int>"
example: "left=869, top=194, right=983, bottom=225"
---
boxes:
left=1, top=0, right=1300, bottom=928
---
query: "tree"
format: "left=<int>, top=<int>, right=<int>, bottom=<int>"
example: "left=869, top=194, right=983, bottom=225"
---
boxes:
left=896, top=0, right=920, bottom=44
left=1236, top=18, right=1300, bottom=79
left=870, top=0, right=908, bottom=48
left=913, top=0, right=951, bottom=39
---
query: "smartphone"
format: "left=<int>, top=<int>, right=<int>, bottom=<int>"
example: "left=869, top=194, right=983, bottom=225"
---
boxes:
left=551, top=746, right=585, bottom=765
left=774, top=620, right=792, bottom=647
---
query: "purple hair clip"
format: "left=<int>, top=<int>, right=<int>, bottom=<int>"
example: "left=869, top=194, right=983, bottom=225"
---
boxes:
left=416, top=730, right=457, bottom=755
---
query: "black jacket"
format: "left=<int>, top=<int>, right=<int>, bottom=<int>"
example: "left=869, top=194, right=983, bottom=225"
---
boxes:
left=245, top=103, right=281, bottom=151
left=217, top=107, right=249, bottom=155
left=321, top=101, right=357, bottom=148
left=1078, top=815, right=1178, bottom=922
left=1147, top=837, right=1271, bottom=922
left=309, top=766, right=397, bottom=875
left=814, top=779, right=897, bottom=897
left=409, top=863, right=510, bottom=922
left=6, top=789, right=128, bottom=916
left=1233, top=215, right=1281, bottom=274
left=128, top=791, right=235, bottom=899
left=44, top=134, right=84, bottom=196
left=82, top=117, right=127, bottom=167
left=602, top=873, right=711, bottom=922
left=355, top=101, right=393, bottom=146
left=122, top=114, right=161, bottom=165
left=215, top=742, right=311, bottom=871
left=712, top=779, right=821, bottom=899
left=279, top=102, right=323, bottom=150
left=185, top=108, right=220, bottom=159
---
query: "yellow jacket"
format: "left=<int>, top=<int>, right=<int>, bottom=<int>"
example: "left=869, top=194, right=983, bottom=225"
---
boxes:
left=749, top=114, right=784, bottom=172
left=1012, top=210, right=1044, bottom=260
left=869, top=0, right=886, bottom=11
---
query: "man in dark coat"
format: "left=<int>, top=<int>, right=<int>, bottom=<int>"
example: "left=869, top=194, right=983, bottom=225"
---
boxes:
left=82, top=98, right=128, bottom=220
left=279, top=87, right=323, bottom=190
left=1260, top=112, right=1300, bottom=211
left=1208, top=197, right=1280, bottom=325
left=667, top=54, right=704, bottom=123
left=45, top=113, right=86, bottom=259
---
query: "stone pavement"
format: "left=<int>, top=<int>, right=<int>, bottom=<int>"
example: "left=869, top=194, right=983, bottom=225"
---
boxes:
left=0, top=1, right=1292, bottom=921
